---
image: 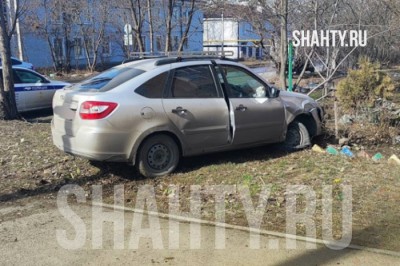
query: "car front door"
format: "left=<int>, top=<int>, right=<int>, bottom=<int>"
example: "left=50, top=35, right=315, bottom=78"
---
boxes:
left=218, top=65, right=286, bottom=145
left=162, top=64, right=230, bottom=154
left=0, top=70, right=25, bottom=111
left=13, top=69, right=53, bottom=110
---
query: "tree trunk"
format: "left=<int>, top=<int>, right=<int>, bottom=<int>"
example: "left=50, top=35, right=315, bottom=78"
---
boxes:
left=146, top=0, right=154, bottom=53
left=62, top=16, right=72, bottom=73
left=129, top=0, right=144, bottom=53
left=279, top=0, right=288, bottom=90
left=334, top=100, right=339, bottom=139
left=165, top=0, right=173, bottom=52
left=177, top=0, right=196, bottom=52
left=0, top=0, right=19, bottom=120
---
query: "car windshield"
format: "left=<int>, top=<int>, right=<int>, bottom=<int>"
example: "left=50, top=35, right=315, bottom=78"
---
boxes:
left=70, top=67, right=145, bottom=92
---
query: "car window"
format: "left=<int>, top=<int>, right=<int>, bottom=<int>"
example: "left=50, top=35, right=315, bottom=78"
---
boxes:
left=13, top=69, right=48, bottom=84
left=135, top=71, right=168, bottom=98
left=221, top=65, right=268, bottom=98
left=170, top=65, right=218, bottom=98
left=71, top=67, right=145, bottom=92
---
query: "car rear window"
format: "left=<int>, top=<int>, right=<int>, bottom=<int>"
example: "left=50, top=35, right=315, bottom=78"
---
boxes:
left=135, top=71, right=168, bottom=98
left=70, top=67, right=145, bottom=92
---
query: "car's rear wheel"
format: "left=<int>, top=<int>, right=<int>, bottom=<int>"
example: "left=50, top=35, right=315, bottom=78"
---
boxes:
left=138, top=134, right=180, bottom=178
left=283, top=120, right=311, bottom=150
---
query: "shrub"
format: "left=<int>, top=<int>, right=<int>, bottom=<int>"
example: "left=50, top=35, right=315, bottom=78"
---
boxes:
left=336, top=57, right=395, bottom=113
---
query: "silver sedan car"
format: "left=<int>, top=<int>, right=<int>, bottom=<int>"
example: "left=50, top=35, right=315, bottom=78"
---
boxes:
left=52, top=58, right=323, bottom=177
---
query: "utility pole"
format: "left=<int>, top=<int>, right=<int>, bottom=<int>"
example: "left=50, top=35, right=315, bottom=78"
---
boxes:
left=5, top=0, right=23, bottom=60
left=221, top=0, right=225, bottom=54
left=288, top=40, right=293, bottom=91
left=221, top=12, right=224, bottom=53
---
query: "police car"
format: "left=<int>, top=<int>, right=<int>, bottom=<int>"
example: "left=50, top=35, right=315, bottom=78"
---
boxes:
left=3, top=67, right=70, bottom=112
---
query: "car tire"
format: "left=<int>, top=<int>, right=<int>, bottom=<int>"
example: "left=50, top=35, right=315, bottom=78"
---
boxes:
left=283, top=121, right=311, bottom=150
left=138, top=134, right=180, bottom=178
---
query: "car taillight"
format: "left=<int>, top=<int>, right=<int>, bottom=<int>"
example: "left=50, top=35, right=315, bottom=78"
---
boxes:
left=79, top=101, right=118, bottom=120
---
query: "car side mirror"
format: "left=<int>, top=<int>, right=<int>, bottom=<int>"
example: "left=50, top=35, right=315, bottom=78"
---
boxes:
left=269, top=87, right=280, bottom=98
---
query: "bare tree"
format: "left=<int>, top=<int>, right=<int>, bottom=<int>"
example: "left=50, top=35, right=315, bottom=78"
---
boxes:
left=146, top=0, right=154, bottom=53
left=177, top=0, right=196, bottom=52
left=128, top=0, right=146, bottom=53
left=164, top=0, right=174, bottom=52
left=77, top=0, right=110, bottom=72
left=26, top=0, right=79, bottom=71
left=288, top=0, right=400, bottom=97
left=0, top=0, right=25, bottom=119
left=26, top=0, right=57, bottom=70
left=109, top=0, right=201, bottom=55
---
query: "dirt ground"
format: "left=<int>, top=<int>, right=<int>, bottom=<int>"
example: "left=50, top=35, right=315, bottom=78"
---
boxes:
left=1, top=110, right=400, bottom=252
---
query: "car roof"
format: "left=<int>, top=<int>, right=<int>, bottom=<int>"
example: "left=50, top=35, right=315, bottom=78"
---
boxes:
left=119, top=57, right=242, bottom=72
left=0, top=66, right=35, bottom=71
left=1, top=56, right=22, bottom=61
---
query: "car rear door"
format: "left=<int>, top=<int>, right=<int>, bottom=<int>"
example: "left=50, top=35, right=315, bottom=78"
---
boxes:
left=217, top=65, right=286, bottom=145
left=162, top=64, right=230, bottom=154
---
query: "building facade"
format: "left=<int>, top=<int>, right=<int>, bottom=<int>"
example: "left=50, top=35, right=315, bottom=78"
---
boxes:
left=11, top=0, right=267, bottom=69
left=15, top=0, right=204, bottom=69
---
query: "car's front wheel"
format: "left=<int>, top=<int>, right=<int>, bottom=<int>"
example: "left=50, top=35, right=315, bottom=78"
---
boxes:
left=283, top=120, right=311, bottom=150
left=137, top=134, right=180, bottom=178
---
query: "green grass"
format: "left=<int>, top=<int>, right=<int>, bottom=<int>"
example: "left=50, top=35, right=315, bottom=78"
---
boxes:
left=309, top=89, right=324, bottom=100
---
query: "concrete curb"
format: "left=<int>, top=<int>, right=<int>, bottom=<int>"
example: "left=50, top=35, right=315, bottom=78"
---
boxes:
left=90, top=202, right=400, bottom=257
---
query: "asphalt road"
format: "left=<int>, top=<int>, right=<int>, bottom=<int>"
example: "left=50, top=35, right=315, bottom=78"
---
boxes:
left=1, top=201, right=399, bottom=265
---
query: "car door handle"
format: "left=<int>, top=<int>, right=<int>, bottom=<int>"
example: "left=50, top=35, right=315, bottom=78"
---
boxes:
left=172, top=107, right=187, bottom=115
left=235, top=105, right=247, bottom=112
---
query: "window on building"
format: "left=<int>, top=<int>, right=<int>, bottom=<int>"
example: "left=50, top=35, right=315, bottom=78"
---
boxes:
left=172, top=36, right=179, bottom=51
left=156, top=36, right=163, bottom=52
left=182, top=9, right=190, bottom=24
left=142, top=36, right=146, bottom=51
left=173, top=6, right=181, bottom=22
left=73, top=38, right=83, bottom=59
left=53, top=38, right=64, bottom=61
left=154, top=7, right=161, bottom=16
left=247, top=23, right=253, bottom=32
left=60, top=12, right=73, bottom=24
left=102, top=37, right=111, bottom=56
left=84, top=38, right=94, bottom=57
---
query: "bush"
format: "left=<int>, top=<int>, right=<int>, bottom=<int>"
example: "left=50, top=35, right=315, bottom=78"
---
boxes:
left=336, top=57, right=395, bottom=113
